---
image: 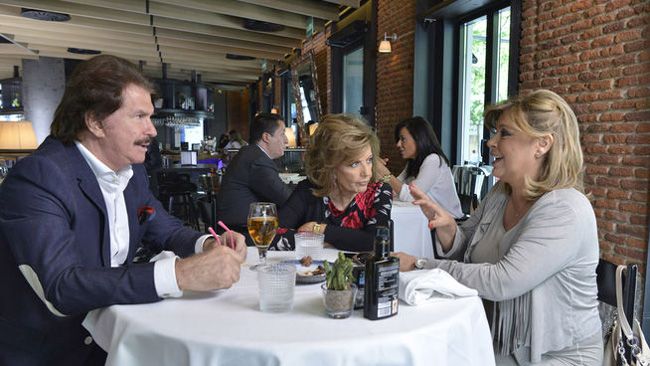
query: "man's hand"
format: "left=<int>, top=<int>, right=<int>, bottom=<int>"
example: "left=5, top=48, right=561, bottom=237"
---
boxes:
left=176, top=241, right=246, bottom=291
left=203, top=231, right=247, bottom=261
left=222, top=230, right=247, bottom=260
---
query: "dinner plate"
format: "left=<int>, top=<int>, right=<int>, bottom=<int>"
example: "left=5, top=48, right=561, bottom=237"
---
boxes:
left=281, top=259, right=328, bottom=284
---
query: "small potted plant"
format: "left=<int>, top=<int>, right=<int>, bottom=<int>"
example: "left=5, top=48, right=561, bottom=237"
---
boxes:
left=322, top=252, right=357, bottom=319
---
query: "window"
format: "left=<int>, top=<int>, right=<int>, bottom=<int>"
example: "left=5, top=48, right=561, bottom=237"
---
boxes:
left=458, top=6, right=511, bottom=165
left=342, top=45, right=364, bottom=115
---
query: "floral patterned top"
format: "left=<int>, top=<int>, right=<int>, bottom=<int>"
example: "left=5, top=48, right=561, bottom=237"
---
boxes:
left=278, top=179, right=392, bottom=252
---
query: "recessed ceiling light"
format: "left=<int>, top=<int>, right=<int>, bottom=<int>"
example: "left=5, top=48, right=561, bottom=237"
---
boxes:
left=67, top=48, right=101, bottom=55
left=21, top=8, right=70, bottom=22
left=226, top=53, right=256, bottom=61
left=242, top=19, right=285, bottom=33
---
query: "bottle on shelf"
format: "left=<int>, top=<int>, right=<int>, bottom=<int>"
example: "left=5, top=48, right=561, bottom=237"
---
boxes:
left=363, top=226, right=399, bottom=320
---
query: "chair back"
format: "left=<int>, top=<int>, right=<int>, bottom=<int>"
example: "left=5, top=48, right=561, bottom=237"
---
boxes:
left=452, top=165, right=491, bottom=216
left=597, top=259, right=637, bottom=324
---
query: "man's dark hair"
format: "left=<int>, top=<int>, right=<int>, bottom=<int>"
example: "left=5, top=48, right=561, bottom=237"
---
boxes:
left=250, top=113, right=283, bottom=143
left=51, top=55, right=155, bottom=144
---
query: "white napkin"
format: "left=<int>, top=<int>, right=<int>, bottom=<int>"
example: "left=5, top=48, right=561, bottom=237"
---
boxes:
left=398, top=268, right=478, bottom=305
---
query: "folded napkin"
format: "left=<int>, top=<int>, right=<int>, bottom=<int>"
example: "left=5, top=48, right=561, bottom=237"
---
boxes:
left=398, top=268, right=478, bottom=305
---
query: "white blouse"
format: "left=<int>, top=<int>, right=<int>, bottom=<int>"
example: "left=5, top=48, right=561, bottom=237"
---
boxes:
left=396, top=153, right=463, bottom=218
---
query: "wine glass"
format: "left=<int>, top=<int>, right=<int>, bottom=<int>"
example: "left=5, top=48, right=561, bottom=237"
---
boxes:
left=247, top=202, right=279, bottom=270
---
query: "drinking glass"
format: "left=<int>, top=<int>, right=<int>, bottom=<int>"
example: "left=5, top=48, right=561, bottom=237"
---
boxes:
left=258, top=264, right=296, bottom=312
left=247, top=202, right=278, bottom=270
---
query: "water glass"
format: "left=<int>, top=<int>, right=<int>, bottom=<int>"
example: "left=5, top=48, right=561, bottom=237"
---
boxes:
left=295, top=232, right=324, bottom=260
left=258, top=264, right=296, bottom=313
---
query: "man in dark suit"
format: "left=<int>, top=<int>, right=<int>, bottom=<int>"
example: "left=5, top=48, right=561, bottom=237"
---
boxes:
left=0, top=55, right=247, bottom=366
left=217, top=113, right=292, bottom=239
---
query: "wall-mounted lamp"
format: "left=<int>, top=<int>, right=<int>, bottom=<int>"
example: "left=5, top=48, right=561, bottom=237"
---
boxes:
left=0, top=120, right=37, bottom=151
left=378, top=33, right=398, bottom=53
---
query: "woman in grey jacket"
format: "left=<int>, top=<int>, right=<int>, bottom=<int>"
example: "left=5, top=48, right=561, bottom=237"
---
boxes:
left=395, top=90, right=602, bottom=365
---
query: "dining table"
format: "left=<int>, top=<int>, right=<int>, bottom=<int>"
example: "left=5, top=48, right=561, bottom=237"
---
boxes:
left=391, top=200, right=435, bottom=258
left=83, top=249, right=495, bottom=366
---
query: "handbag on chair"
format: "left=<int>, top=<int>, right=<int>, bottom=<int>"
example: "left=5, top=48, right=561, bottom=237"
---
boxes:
left=604, top=265, right=650, bottom=366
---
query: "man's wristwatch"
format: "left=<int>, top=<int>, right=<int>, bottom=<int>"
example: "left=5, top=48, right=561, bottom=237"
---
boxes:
left=414, top=258, right=427, bottom=270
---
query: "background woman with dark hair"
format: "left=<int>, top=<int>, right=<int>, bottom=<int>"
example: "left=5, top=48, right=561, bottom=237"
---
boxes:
left=377, top=116, right=463, bottom=218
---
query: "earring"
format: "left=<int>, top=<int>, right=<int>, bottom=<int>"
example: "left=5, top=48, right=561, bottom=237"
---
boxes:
left=535, top=152, right=541, bottom=159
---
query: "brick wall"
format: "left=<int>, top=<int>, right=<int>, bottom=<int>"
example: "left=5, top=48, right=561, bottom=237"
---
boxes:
left=301, top=1, right=418, bottom=172
left=375, top=0, right=417, bottom=172
left=519, top=0, right=650, bottom=267
left=233, top=0, right=649, bottom=268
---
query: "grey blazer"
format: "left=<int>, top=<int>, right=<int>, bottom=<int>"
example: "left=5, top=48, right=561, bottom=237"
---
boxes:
left=423, top=183, right=602, bottom=362
left=217, top=145, right=292, bottom=227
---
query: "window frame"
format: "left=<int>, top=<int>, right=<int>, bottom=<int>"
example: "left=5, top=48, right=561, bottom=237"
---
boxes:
left=415, top=0, right=520, bottom=165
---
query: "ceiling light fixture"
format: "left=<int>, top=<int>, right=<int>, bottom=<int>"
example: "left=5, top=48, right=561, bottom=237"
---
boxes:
left=226, top=53, right=256, bottom=61
left=242, top=19, right=285, bottom=33
left=67, top=48, right=101, bottom=55
left=20, top=8, right=70, bottom=22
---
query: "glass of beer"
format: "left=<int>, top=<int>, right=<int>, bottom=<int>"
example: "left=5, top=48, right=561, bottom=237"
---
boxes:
left=247, top=202, right=279, bottom=270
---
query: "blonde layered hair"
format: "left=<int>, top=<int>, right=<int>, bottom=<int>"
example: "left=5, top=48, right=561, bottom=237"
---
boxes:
left=305, top=114, right=380, bottom=197
left=484, top=89, right=584, bottom=199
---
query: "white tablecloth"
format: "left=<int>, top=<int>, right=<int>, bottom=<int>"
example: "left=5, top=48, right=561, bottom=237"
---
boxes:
left=83, top=250, right=494, bottom=366
left=391, top=201, right=434, bottom=258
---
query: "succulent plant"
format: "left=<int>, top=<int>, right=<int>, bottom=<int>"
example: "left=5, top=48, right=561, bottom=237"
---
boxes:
left=323, top=252, right=355, bottom=291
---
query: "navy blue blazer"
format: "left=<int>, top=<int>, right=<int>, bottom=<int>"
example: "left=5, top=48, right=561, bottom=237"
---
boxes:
left=0, top=137, right=202, bottom=365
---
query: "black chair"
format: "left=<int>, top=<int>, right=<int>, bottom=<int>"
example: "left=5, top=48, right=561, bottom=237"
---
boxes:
left=597, top=259, right=636, bottom=320
left=196, top=195, right=217, bottom=233
left=157, top=172, right=200, bottom=230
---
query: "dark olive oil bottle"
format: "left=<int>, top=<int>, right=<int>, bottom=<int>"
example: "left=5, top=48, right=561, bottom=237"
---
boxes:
left=363, top=226, right=399, bottom=320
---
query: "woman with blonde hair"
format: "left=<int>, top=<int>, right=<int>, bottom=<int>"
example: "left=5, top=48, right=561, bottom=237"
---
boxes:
left=279, top=114, right=392, bottom=251
left=395, top=90, right=602, bottom=364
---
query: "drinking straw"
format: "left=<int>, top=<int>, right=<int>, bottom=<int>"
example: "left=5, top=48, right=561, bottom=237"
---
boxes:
left=217, top=221, right=234, bottom=249
left=207, top=226, right=222, bottom=247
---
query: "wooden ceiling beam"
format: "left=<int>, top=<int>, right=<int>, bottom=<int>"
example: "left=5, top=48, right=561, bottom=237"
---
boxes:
left=154, top=28, right=290, bottom=54
left=17, top=36, right=158, bottom=56
left=0, top=44, right=36, bottom=56
left=0, top=21, right=156, bottom=44
left=154, top=0, right=308, bottom=30
left=236, top=0, right=339, bottom=21
left=156, top=37, right=285, bottom=60
left=0, top=0, right=149, bottom=25
left=168, top=63, right=261, bottom=76
left=0, top=7, right=153, bottom=36
left=152, top=17, right=300, bottom=48
left=149, top=1, right=304, bottom=40
left=57, top=0, right=146, bottom=14
left=0, top=25, right=155, bottom=46
left=160, top=53, right=262, bottom=71
left=145, top=64, right=259, bottom=81
left=323, top=0, right=360, bottom=7
left=23, top=41, right=158, bottom=59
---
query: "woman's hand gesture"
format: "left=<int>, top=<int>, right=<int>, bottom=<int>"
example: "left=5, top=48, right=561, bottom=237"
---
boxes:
left=409, top=183, right=457, bottom=251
